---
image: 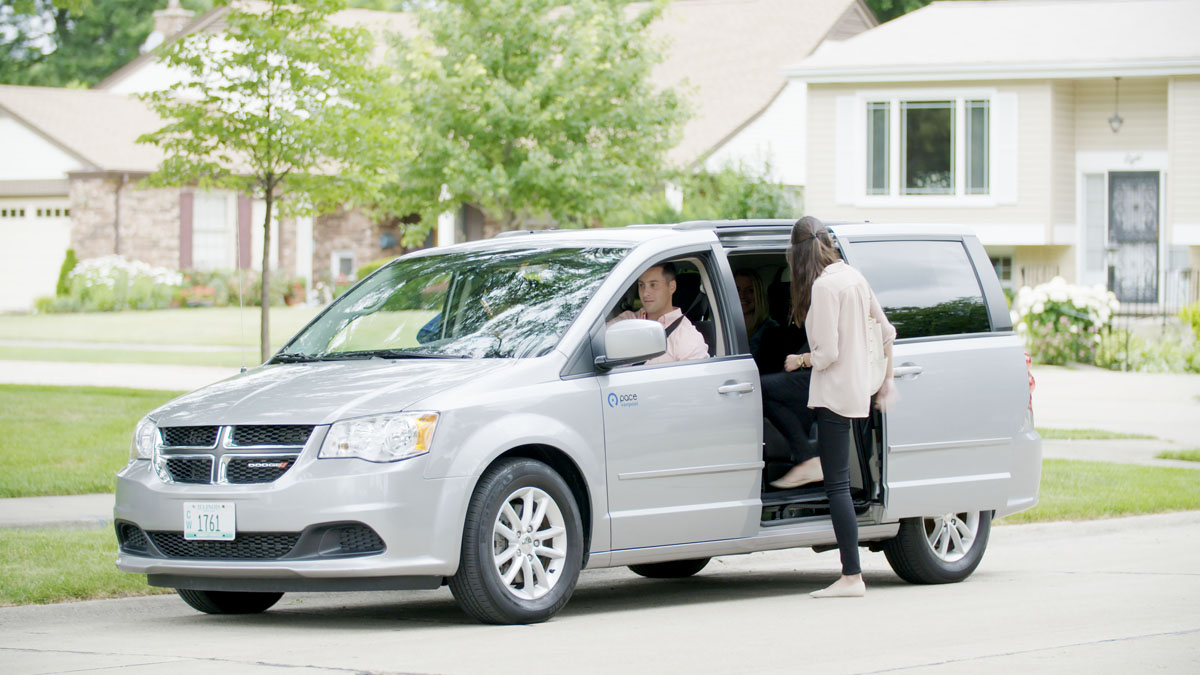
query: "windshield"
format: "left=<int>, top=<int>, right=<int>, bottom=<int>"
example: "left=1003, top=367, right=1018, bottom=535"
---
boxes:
left=280, top=246, right=627, bottom=360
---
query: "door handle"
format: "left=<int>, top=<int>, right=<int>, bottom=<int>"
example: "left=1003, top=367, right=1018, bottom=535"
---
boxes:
left=892, top=365, right=923, bottom=378
left=718, top=382, right=755, bottom=395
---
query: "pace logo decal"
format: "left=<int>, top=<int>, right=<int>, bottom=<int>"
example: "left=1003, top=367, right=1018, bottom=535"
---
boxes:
left=608, top=392, right=638, bottom=408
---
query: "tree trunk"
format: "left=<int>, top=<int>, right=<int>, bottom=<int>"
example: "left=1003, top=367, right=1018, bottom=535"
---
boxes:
left=259, top=191, right=273, bottom=363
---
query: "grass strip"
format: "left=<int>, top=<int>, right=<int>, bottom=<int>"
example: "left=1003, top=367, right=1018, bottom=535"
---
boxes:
left=0, top=527, right=171, bottom=606
left=0, top=385, right=182, bottom=497
left=0, top=345, right=250, bottom=368
left=1156, top=449, right=1200, bottom=462
left=0, top=306, right=319, bottom=347
left=1036, top=427, right=1157, bottom=440
left=998, top=458, right=1200, bottom=525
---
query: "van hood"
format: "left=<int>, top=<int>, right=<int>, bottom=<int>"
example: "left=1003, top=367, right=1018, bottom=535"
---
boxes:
left=150, top=359, right=515, bottom=427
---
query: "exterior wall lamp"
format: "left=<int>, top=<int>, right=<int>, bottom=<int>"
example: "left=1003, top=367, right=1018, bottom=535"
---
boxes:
left=1109, top=77, right=1124, bottom=133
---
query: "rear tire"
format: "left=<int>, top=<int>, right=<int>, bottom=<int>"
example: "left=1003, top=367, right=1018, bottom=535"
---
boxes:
left=882, top=511, right=991, bottom=584
left=175, top=589, right=283, bottom=614
left=628, top=558, right=711, bottom=579
left=449, top=458, right=583, bottom=624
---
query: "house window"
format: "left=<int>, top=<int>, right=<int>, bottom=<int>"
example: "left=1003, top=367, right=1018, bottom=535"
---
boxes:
left=903, top=100, right=954, bottom=194
left=332, top=251, right=356, bottom=281
left=990, top=256, right=1012, bottom=290
left=864, top=97, right=990, bottom=197
left=866, top=102, right=889, bottom=195
left=192, top=192, right=235, bottom=270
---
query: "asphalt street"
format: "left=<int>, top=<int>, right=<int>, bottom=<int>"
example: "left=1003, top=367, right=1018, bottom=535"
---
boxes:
left=2, top=512, right=1199, bottom=674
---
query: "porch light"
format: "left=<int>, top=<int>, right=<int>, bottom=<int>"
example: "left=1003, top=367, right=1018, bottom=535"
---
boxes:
left=1108, top=77, right=1124, bottom=133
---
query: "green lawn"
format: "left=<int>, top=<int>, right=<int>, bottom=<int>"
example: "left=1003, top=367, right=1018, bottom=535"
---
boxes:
left=0, top=527, right=171, bottom=606
left=0, top=306, right=320, bottom=347
left=1156, top=449, right=1200, bottom=462
left=1036, top=427, right=1157, bottom=441
left=0, top=385, right=182, bottom=497
left=998, top=458, right=1200, bottom=525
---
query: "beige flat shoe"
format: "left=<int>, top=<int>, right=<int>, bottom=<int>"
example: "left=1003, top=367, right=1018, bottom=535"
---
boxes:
left=810, top=578, right=866, bottom=598
left=769, top=463, right=823, bottom=490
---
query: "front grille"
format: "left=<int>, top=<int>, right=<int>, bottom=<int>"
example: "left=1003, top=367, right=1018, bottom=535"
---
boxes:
left=147, top=532, right=301, bottom=560
left=231, top=425, right=313, bottom=447
left=161, top=426, right=219, bottom=447
left=166, top=457, right=213, bottom=484
left=117, top=523, right=148, bottom=553
left=225, top=456, right=297, bottom=484
left=336, top=525, right=385, bottom=554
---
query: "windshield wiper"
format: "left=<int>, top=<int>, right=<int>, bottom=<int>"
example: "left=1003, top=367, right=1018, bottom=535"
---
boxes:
left=320, top=349, right=470, bottom=360
left=271, top=352, right=320, bottom=364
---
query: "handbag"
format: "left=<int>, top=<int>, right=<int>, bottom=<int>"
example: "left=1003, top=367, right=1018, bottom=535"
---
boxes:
left=865, top=295, right=888, bottom=395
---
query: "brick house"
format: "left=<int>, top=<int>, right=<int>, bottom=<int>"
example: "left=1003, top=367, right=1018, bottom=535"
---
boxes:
left=0, top=0, right=875, bottom=312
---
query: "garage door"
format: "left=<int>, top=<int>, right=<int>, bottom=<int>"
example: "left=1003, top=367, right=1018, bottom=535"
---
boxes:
left=0, top=198, right=72, bottom=313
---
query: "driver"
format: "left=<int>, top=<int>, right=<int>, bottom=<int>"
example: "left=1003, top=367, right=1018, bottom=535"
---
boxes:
left=608, top=263, right=709, bottom=365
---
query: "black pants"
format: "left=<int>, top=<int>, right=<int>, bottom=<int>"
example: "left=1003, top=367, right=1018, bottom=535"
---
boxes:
left=761, top=370, right=818, bottom=464
left=762, top=371, right=862, bottom=576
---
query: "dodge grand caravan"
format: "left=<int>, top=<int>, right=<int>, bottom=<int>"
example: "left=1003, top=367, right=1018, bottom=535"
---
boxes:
left=115, top=220, right=1041, bottom=624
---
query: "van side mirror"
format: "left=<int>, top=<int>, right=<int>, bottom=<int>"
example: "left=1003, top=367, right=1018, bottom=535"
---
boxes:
left=595, top=319, right=667, bottom=371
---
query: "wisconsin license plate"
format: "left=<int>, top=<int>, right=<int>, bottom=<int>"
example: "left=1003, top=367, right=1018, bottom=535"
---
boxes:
left=184, top=502, right=235, bottom=541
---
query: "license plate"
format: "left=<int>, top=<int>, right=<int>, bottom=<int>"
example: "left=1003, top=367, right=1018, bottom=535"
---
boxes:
left=184, top=502, right=235, bottom=541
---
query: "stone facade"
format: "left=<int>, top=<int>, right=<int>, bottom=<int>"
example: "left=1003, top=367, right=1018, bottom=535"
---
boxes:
left=69, top=175, right=181, bottom=269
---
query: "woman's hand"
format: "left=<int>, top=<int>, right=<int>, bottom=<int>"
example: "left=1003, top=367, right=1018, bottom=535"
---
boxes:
left=784, top=353, right=808, bottom=372
left=875, top=375, right=899, bottom=411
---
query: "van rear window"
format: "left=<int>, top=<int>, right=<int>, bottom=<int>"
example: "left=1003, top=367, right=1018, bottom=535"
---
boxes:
left=848, top=240, right=990, bottom=339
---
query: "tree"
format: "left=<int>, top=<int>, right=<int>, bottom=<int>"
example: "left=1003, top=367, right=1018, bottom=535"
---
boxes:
left=609, top=163, right=799, bottom=226
left=0, top=0, right=212, bottom=87
left=139, top=0, right=407, bottom=362
left=864, top=0, right=935, bottom=24
left=386, top=0, right=686, bottom=243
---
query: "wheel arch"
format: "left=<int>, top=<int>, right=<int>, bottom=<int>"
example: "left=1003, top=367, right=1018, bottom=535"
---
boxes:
left=486, top=444, right=594, bottom=568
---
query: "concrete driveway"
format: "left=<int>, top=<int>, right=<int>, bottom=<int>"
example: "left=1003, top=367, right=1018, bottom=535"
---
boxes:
left=2, top=512, right=1198, bottom=674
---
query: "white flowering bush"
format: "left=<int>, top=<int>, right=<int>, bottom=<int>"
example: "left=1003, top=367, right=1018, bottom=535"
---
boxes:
left=1011, top=277, right=1119, bottom=365
left=65, top=256, right=184, bottom=311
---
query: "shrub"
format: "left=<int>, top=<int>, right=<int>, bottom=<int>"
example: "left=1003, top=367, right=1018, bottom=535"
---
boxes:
left=1180, top=303, right=1200, bottom=342
left=178, top=269, right=306, bottom=308
left=55, top=249, right=78, bottom=297
left=357, top=257, right=395, bottom=280
left=1096, top=329, right=1200, bottom=373
left=1011, top=277, right=1118, bottom=365
left=64, top=256, right=183, bottom=312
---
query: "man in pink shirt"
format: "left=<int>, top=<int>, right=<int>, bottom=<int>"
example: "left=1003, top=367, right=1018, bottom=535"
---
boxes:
left=609, top=263, right=709, bottom=365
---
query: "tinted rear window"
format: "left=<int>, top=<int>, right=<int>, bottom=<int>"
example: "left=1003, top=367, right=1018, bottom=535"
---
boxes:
left=848, top=240, right=990, bottom=339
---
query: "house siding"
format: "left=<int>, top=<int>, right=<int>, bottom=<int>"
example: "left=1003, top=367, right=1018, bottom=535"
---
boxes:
left=1051, top=81, right=1076, bottom=230
left=1075, top=78, right=1168, bottom=154
left=806, top=80, right=1054, bottom=230
left=1168, top=76, right=1200, bottom=247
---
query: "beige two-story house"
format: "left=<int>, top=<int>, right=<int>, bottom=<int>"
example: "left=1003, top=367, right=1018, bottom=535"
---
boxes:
left=790, top=0, right=1200, bottom=305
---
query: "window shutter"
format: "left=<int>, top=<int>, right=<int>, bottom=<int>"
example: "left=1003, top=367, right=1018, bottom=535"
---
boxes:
left=237, top=195, right=252, bottom=270
left=991, top=92, right=1019, bottom=204
left=179, top=191, right=193, bottom=269
left=835, top=95, right=856, bottom=205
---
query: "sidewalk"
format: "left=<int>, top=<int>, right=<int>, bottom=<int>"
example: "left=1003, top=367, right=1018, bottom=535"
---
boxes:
left=1, top=361, right=1198, bottom=529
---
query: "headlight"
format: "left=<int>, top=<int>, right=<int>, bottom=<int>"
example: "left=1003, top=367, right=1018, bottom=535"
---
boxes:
left=130, top=417, right=159, bottom=461
left=319, top=412, right=439, bottom=463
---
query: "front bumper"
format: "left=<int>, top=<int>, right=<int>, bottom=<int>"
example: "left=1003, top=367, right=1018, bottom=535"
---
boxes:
left=114, top=451, right=472, bottom=583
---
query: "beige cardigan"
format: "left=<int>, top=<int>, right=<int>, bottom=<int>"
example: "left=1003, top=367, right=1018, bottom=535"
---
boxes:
left=804, top=261, right=897, bottom=418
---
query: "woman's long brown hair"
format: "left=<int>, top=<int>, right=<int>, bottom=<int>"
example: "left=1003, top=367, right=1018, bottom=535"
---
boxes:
left=787, top=216, right=840, bottom=326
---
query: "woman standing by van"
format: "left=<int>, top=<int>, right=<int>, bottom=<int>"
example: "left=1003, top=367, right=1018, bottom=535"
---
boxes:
left=771, top=216, right=897, bottom=598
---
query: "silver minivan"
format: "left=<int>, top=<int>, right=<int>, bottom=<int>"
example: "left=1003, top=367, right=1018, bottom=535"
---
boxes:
left=115, top=221, right=1041, bottom=624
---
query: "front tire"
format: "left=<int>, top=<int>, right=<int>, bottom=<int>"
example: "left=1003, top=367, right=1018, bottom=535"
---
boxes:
left=628, top=558, right=711, bottom=579
left=449, top=458, right=583, bottom=624
left=175, top=589, right=283, bottom=614
left=882, top=511, right=991, bottom=584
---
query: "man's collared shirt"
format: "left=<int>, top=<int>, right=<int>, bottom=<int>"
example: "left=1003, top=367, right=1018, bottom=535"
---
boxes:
left=610, top=307, right=709, bottom=365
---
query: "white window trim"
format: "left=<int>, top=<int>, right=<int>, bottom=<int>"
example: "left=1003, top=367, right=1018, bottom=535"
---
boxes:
left=331, top=250, right=356, bottom=281
left=839, top=87, right=1016, bottom=209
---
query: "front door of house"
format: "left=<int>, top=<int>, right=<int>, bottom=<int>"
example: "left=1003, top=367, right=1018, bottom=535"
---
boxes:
left=1108, top=171, right=1159, bottom=303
